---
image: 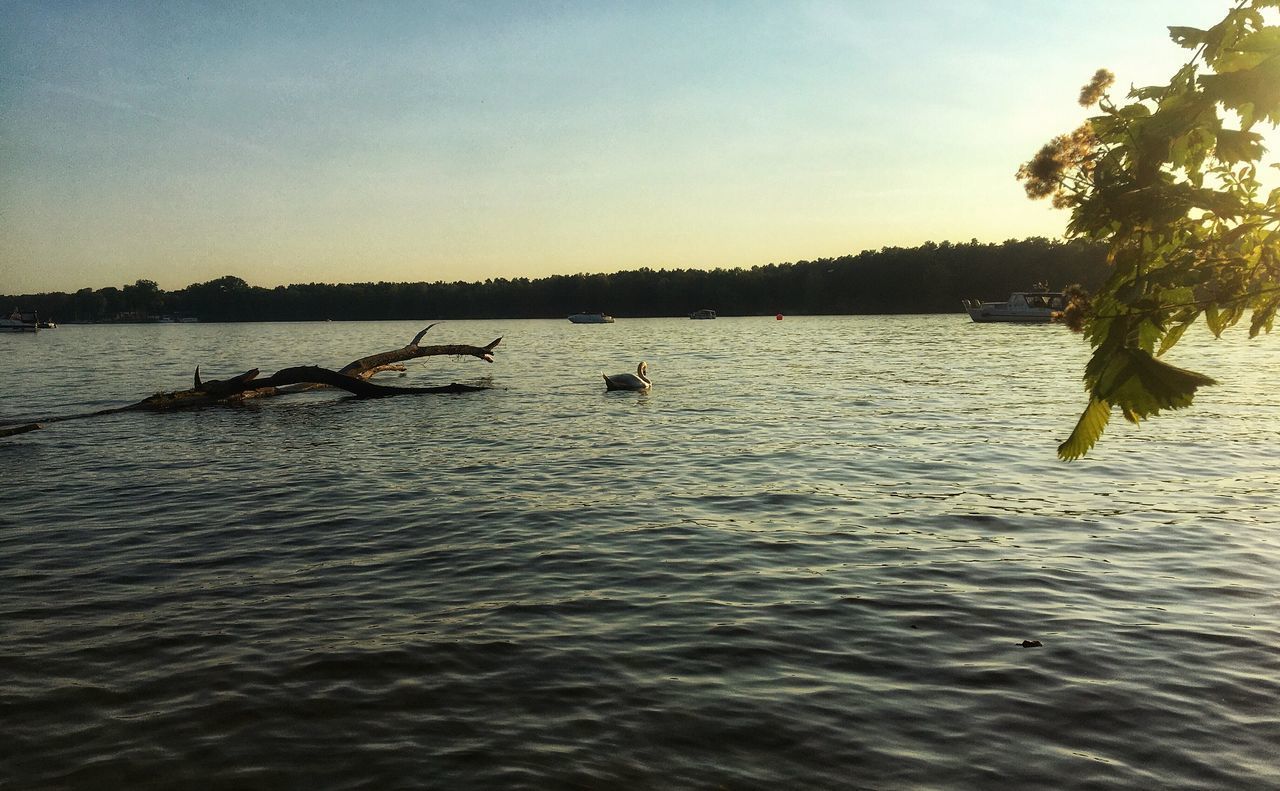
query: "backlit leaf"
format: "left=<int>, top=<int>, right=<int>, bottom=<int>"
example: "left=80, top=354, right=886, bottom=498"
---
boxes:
left=1250, top=298, right=1278, bottom=336
left=1205, top=305, right=1226, bottom=337
left=1220, top=304, right=1245, bottom=332
left=1058, top=398, right=1112, bottom=460
left=1211, top=28, right=1280, bottom=73
left=1217, top=221, right=1261, bottom=247
left=1095, top=348, right=1216, bottom=419
left=1200, top=56, right=1280, bottom=127
left=1168, top=26, right=1207, bottom=49
left=1156, top=316, right=1197, bottom=356
left=1136, top=317, right=1164, bottom=353
left=1213, top=128, right=1266, bottom=163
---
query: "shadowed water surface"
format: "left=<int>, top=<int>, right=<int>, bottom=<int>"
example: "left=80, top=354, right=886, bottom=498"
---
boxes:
left=2, top=316, right=1278, bottom=789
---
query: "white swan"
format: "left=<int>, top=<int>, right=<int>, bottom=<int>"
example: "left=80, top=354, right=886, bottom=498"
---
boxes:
left=603, top=361, right=651, bottom=391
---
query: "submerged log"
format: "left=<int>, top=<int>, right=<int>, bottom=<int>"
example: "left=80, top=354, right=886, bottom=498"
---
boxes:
left=1, top=326, right=501, bottom=436
left=0, top=423, right=42, bottom=438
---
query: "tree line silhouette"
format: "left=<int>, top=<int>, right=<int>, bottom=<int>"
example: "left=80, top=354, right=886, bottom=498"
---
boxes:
left=4, top=237, right=1106, bottom=323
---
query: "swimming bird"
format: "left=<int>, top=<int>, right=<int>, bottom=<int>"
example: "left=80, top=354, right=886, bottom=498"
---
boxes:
left=603, top=361, right=651, bottom=391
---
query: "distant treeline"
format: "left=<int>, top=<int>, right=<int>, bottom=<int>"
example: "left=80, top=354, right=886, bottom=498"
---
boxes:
left=5, top=237, right=1106, bottom=323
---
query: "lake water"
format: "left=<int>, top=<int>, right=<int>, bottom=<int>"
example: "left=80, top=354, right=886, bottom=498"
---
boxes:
left=2, top=316, right=1278, bottom=789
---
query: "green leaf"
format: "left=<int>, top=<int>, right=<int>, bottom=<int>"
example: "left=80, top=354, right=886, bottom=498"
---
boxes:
left=1213, top=128, right=1266, bottom=163
left=1189, top=186, right=1248, bottom=217
left=1157, top=315, right=1198, bottom=356
left=1205, top=305, right=1226, bottom=337
left=1095, top=348, right=1217, bottom=419
left=1136, top=317, right=1164, bottom=353
left=1250, top=299, right=1278, bottom=336
left=1200, top=55, right=1280, bottom=128
left=1193, top=16, right=1235, bottom=64
left=1221, top=304, right=1245, bottom=332
left=1116, top=104, right=1153, bottom=120
left=1212, top=28, right=1280, bottom=73
left=1216, top=221, right=1262, bottom=248
left=1168, top=26, right=1207, bottom=49
left=1059, top=398, right=1112, bottom=460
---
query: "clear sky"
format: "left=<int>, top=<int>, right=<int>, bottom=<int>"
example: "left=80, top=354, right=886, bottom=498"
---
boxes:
left=0, top=0, right=1264, bottom=293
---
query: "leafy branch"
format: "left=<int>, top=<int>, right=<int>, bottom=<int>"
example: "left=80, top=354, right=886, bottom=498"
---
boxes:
left=1018, top=0, right=1280, bottom=459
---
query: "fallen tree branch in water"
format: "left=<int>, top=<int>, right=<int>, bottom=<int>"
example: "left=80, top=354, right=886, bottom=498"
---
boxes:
left=1, top=326, right=501, bottom=437
left=0, top=422, right=43, bottom=438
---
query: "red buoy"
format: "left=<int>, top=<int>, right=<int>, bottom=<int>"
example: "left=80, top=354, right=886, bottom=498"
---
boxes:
left=775, top=313, right=783, bottom=321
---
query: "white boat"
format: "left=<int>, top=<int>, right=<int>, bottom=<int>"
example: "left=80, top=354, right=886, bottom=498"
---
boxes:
left=568, top=312, right=614, bottom=324
left=689, top=308, right=717, bottom=320
left=962, top=291, right=1065, bottom=323
left=1, top=309, right=39, bottom=333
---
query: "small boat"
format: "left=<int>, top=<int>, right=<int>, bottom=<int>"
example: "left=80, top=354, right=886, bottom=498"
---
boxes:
left=689, top=308, right=717, bottom=320
left=962, top=291, right=1065, bottom=323
left=1, top=309, right=40, bottom=333
left=568, top=312, right=615, bottom=324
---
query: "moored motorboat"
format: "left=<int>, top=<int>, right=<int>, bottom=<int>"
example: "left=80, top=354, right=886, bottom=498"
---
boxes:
left=962, top=291, right=1065, bottom=323
left=1, top=309, right=40, bottom=333
left=568, top=312, right=615, bottom=324
left=689, top=308, right=717, bottom=320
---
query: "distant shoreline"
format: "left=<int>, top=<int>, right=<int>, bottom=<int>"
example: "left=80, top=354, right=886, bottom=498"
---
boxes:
left=3, top=237, right=1106, bottom=325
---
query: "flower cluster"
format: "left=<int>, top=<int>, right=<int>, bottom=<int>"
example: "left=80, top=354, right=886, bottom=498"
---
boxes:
left=1057, top=284, right=1093, bottom=332
left=1078, top=68, right=1115, bottom=107
left=1016, top=123, right=1099, bottom=207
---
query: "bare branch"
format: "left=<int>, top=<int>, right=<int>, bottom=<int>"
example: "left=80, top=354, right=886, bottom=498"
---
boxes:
left=339, top=330, right=502, bottom=380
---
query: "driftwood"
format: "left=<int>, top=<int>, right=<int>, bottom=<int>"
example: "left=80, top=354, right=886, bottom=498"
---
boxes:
left=0, top=325, right=501, bottom=437
left=0, top=422, right=43, bottom=438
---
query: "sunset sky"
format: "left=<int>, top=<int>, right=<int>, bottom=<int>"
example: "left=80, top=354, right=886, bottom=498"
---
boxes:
left=0, top=0, right=1264, bottom=293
